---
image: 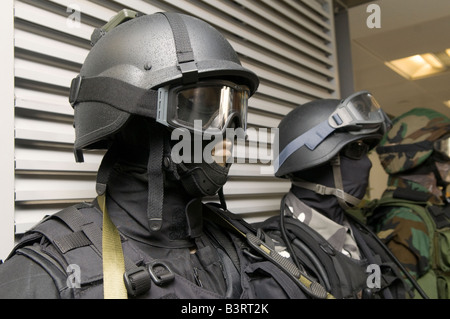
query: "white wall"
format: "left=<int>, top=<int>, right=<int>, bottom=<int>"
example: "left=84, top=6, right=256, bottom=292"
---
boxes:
left=1, top=0, right=340, bottom=261
left=0, top=0, right=15, bottom=261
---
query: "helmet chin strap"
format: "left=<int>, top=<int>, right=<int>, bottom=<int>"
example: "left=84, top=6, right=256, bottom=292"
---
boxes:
left=95, top=143, right=120, bottom=198
left=94, top=124, right=166, bottom=233
left=292, top=154, right=361, bottom=210
left=146, top=124, right=165, bottom=232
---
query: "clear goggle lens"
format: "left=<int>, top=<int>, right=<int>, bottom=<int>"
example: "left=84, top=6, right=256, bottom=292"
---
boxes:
left=158, top=81, right=249, bottom=135
left=329, top=91, right=392, bottom=134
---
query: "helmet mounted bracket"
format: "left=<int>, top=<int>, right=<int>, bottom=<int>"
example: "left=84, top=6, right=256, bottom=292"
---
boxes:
left=91, top=9, right=143, bottom=46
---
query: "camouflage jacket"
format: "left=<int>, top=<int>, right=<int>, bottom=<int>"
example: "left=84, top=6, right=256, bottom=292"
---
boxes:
left=283, top=191, right=362, bottom=260
left=369, top=107, right=450, bottom=298
left=368, top=177, right=445, bottom=280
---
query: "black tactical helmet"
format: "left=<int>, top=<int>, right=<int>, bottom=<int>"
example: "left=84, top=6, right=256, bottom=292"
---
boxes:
left=275, top=92, right=391, bottom=178
left=68, top=11, right=259, bottom=232
left=69, top=11, right=259, bottom=159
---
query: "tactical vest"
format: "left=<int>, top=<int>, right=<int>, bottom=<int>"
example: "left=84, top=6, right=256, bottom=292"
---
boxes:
left=258, top=213, right=409, bottom=299
left=8, top=200, right=321, bottom=299
left=9, top=198, right=410, bottom=299
left=369, top=192, right=450, bottom=299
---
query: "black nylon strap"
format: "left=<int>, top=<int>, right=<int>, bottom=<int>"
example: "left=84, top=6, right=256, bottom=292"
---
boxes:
left=393, top=187, right=432, bottom=202
left=69, top=76, right=158, bottom=118
left=205, top=222, right=240, bottom=271
left=160, top=12, right=195, bottom=63
left=54, top=205, right=103, bottom=257
left=54, top=204, right=89, bottom=230
left=147, top=125, right=165, bottom=231
left=56, top=203, right=152, bottom=296
left=96, top=144, right=120, bottom=196
left=53, top=231, right=92, bottom=254
left=159, top=12, right=198, bottom=84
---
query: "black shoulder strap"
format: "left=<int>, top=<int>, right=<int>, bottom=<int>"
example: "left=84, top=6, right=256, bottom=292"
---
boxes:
left=52, top=203, right=102, bottom=256
left=203, top=220, right=240, bottom=271
left=203, top=202, right=256, bottom=235
left=15, top=202, right=152, bottom=298
left=9, top=202, right=94, bottom=258
left=393, top=187, right=432, bottom=202
left=14, top=245, right=72, bottom=297
left=203, top=203, right=335, bottom=299
left=56, top=201, right=152, bottom=297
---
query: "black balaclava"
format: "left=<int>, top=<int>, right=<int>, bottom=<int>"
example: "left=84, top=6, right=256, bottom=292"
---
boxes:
left=291, top=154, right=372, bottom=224
left=176, top=138, right=230, bottom=198
left=103, top=117, right=203, bottom=249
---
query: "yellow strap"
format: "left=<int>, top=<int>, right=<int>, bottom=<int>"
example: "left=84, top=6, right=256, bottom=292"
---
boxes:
left=98, top=194, right=128, bottom=299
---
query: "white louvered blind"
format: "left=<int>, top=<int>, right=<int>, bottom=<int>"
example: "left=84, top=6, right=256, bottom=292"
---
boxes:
left=11, top=0, right=339, bottom=245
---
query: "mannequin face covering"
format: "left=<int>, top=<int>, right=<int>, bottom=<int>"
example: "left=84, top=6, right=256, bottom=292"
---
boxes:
left=339, top=153, right=372, bottom=202
left=104, top=121, right=235, bottom=248
left=291, top=152, right=372, bottom=223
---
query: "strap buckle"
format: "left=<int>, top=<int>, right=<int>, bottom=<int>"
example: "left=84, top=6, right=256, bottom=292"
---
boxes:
left=179, top=61, right=198, bottom=84
left=69, top=75, right=82, bottom=107
left=148, top=260, right=175, bottom=286
left=315, top=184, right=327, bottom=195
left=123, top=266, right=151, bottom=297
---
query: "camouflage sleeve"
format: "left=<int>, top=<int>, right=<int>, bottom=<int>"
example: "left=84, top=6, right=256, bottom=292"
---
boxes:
left=375, top=206, right=431, bottom=280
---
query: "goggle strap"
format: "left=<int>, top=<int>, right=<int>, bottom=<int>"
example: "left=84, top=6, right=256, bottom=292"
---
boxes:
left=275, top=120, right=335, bottom=173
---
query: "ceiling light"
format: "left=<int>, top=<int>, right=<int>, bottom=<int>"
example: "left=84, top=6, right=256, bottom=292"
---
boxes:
left=386, top=53, right=446, bottom=80
left=444, top=100, right=450, bottom=108
left=446, top=49, right=450, bottom=57
left=421, top=53, right=444, bottom=68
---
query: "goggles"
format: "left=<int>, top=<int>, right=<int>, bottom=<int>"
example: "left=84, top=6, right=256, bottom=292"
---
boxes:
left=275, top=91, right=392, bottom=172
left=434, top=134, right=450, bottom=161
left=157, top=80, right=250, bottom=135
left=328, top=91, right=392, bottom=134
